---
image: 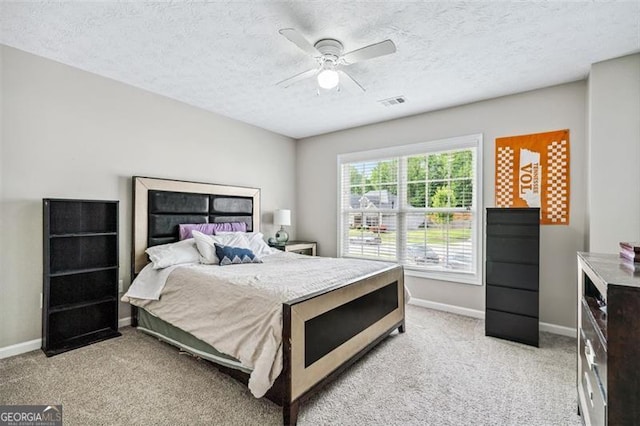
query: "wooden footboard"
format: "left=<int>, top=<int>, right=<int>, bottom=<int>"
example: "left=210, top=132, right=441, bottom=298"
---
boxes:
left=281, top=265, right=405, bottom=425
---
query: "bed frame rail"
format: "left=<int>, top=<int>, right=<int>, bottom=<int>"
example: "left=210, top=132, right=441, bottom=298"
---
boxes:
left=282, top=265, right=405, bottom=425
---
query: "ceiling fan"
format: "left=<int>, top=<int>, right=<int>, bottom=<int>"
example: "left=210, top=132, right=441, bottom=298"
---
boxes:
left=276, top=28, right=396, bottom=93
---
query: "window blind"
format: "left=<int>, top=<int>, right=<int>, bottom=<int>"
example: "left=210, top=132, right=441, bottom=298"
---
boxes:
left=338, top=134, right=483, bottom=284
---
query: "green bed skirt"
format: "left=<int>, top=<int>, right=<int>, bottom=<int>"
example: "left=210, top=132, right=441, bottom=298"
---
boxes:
left=137, top=308, right=250, bottom=373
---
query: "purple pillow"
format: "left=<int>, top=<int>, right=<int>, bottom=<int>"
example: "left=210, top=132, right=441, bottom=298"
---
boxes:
left=212, top=222, right=247, bottom=233
left=179, top=222, right=247, bottom=240
left=179, top=223, right=217, bottom=240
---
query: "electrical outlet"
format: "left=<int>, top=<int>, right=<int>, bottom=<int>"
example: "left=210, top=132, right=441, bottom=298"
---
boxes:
left=118, top=279, right=124, bottom=293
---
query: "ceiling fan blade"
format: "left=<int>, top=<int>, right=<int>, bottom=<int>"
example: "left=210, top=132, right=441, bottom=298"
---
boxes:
left=276, top=68, right=318, bottom=88
left=279, top=28, right=319, bottom=56
left=338, top=70, right=365, bottom=93
left=341, top=39, right=396, bottom=65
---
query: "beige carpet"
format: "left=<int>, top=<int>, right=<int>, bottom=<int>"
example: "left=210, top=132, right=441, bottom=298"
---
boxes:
left=0, top=305, right=580, bottom=425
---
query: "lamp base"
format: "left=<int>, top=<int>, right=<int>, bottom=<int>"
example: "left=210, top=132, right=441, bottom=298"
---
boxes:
left=275, top=226, right=289, bottom=244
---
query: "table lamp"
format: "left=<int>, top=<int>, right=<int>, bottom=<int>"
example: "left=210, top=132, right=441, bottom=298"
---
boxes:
left=274, top=209, right=291, bottom=244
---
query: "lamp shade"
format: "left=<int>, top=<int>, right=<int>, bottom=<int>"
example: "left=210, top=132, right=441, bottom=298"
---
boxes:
left=274, top=209, right=291, bottom=226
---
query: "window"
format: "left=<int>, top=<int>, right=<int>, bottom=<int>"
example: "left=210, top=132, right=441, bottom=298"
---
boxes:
left=338, top=134, right=482, bottom=284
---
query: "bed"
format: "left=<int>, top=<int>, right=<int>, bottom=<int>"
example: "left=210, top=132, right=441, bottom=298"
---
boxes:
left=125, top=176, right=405, bottom=425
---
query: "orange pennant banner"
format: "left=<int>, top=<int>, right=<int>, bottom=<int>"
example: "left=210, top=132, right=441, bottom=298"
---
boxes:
left=495, top=129, right=570, bottom=225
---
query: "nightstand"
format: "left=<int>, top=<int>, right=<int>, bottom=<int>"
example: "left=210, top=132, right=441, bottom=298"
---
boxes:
left=271, top=241, right=317, bottom=256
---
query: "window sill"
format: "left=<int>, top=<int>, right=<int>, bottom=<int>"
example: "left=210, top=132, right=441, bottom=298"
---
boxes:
left=404, top=268, right=482, bottom=286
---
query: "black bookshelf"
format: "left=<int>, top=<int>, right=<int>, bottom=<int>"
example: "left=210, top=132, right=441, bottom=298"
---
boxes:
left=485, top=208, right=540, bottom=347
left=42, top=199, right=121, bottom=356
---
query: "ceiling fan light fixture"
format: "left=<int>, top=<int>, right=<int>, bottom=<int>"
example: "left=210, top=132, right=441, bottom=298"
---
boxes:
left=317, top=69, right=339, bottom=89
left=277, top=28, right=396, bottom=93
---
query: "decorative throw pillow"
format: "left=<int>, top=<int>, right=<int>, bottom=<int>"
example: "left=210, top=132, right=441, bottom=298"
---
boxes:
left=216, top=231, right=278, bottom=257
left=192, top=231, right=251, bottom=264
left=178, top=222, right=248, bottom=240
left=178, top=223, right=218, bottom=240
left=214, top=243, right=262, bottom=266
left=212, top=222, right=248, bottom=233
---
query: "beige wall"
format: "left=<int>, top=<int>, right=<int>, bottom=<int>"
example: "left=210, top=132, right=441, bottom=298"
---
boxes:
left=5, top=44, right=633, bottom=348
left=588, top=53, right=640, bottom=252
left=0, top=46, right=296, bottom=348
left=296, top=81, right=587, bottom=329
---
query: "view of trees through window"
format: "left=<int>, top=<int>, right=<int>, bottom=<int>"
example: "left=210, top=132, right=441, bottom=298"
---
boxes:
left=343, top=148, right=476, bottom=273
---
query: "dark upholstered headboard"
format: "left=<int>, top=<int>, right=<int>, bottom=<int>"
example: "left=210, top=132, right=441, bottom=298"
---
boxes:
left=147, top=191, right=255, bottom=247
left=132, top=177, right=260, bottom=274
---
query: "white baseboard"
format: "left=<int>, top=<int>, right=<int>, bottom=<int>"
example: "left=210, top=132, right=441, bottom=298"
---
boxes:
left=539, top=322, right=576, bottom=338
left=408, top=297, right=577, bottom=337
left=118, top=316, right=132, bottom=328
left=409, top=298, right=485, bottom=319
left=0, top=338, right=41, bottom=360
left=0, top=317, right=132, bottom=360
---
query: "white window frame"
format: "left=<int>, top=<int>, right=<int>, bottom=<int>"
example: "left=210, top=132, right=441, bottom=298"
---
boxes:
left=337, top=134, right=483, bottom=285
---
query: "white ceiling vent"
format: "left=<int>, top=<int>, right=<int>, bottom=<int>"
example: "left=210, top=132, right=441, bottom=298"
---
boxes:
left=378, top=96, right=407, bottom=107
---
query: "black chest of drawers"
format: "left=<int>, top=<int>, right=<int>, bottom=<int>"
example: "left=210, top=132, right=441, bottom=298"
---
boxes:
left=485, top=208, right=540, bottom=347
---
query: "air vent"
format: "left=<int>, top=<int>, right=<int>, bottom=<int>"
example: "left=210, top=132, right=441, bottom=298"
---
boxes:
left=378, top=96, right=407, bottom=107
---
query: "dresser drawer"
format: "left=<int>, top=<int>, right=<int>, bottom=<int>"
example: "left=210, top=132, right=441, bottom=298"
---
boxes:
left=579, top=328, right=607, bottom=426
left=486, top=224, right=539, bottom=238
left=581, top=299, right=607, bottom=391
left=486, top=261, right=539, bottom=291
left=485, top=309, right=538, bottom=346
left=486, top=237, right=539, bottom=264
left=486, top=285, right=538, bottom=317
left=486, top=208, right=539, bottom=225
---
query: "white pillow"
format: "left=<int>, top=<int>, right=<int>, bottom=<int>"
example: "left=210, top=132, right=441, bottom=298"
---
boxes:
left=145, top=239, right=200, bottom=269
left=245, top=232, right=278, bottom=257
left=214, top=231, right=278, bottom=257
left=192, top=231, right=251, bottom=264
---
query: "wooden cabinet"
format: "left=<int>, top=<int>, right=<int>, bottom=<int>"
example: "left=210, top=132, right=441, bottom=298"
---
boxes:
left=577, top=253, right=640, bottom=426
left=485, top=208, right=539, bottom=346
left=42, top=199, right=121, bottom=356
left=271, top=241, right=317, bottom=256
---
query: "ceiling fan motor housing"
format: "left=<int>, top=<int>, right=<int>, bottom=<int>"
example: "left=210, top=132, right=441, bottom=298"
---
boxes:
left=314, top=39, right=344, bottom=61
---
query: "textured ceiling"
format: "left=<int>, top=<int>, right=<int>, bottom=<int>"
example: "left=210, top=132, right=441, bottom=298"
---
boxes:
left=1, top=2, right=639, bottom=139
